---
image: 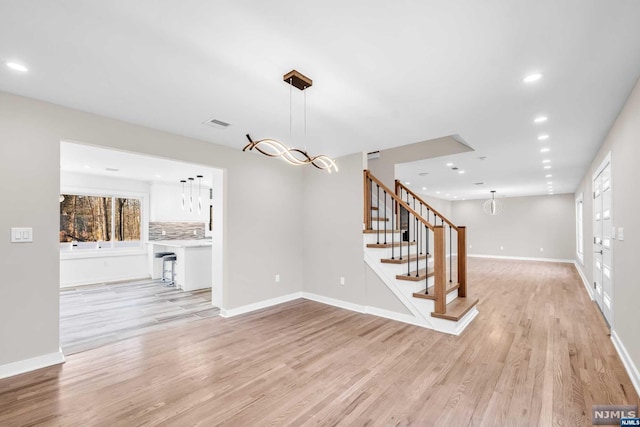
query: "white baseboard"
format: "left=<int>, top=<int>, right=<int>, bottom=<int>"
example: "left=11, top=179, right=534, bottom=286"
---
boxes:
left=60, top=275, right=152, bottom=288
left=301, top=292, right=366, bottom=314
left=611, top=330, right=640, bottom=397
left=219, top=292, right=302, bottom=318
left=468, top=254, right=574, bottom=263
left=365, top=306, right=425, bottom=328
left=573, top=261, right=594, bottom=300
left=0, top=348, right=65, bottom=380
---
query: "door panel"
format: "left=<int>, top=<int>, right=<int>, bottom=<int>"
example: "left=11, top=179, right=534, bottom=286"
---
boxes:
left=593, top=161, right=612, bottom=326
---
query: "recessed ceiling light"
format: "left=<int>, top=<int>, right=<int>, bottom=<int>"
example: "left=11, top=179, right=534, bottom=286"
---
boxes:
left=446, top=163, right=454, bottom=167
left=436, top=191, right=441, bottom=194
left=155, top=174, right=162, bottom=178
left=453, top=196, right=458, bottom=199
left=534, top=116, right=548, bottom=123
left=547, top=181, right=553, bottom=185
left=83, top=165, right=91, bottom=169
left=523, top=72, right=543, bottom=83
left=421, top=187, right=427, bottom=191
left=544, top=165, right=552, bottom=169
left=545, top=174, right=553, bottom=178
left=405, top=182, right=411, bottom=185
left=540, top=147, right=550, bottom=153
left=446, top=194, right=451, bottom=197
left=458, top=170, right=465, bottom=174
left=4, top=61, right=28, bottom=72
left=537, top=134, right=550, bottom=141
left=542, top=159, right=551, bottom=164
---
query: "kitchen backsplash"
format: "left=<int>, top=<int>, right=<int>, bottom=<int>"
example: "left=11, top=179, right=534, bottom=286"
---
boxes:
left=149, top=222, right=210, bottom=241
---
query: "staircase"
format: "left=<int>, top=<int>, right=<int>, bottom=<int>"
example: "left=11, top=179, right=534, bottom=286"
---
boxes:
left=363, top=170, right=478, bottom=335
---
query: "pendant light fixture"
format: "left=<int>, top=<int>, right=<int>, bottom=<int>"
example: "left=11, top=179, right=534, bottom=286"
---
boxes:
left=180, top=180, right=187, bottom=210
left=483, top=190, right=503, bottom=215
left=196, top=175, right=203, bottom=214
left=188, top=177, right=194, bottom=213
left=243, top=70, right=338, bottom=173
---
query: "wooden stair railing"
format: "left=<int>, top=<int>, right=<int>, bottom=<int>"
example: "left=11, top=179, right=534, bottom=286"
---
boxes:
left=364, top=170, right=455, bottom=315
left=395, top=180, right=467, bottom=298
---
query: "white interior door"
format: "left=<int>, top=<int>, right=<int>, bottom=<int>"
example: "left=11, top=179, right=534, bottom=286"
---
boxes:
left=593, top=158, right=613, bottom=326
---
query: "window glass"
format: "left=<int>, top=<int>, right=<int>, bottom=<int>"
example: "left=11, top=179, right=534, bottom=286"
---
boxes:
left=59, top=195, right=112, bottom=242
left=114, top=198, right=141, bottom=241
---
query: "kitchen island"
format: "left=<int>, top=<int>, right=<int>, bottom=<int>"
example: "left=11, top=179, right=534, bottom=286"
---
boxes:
left=148, top=240, right=212, bottom=291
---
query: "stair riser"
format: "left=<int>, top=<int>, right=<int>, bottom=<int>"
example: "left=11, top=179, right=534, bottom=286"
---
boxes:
left=362, top=233, right=403, bottom=244
left=365, top=246, right=427, bottom=259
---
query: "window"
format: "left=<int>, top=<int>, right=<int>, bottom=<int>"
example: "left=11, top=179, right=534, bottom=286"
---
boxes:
left=576, top=194, right=584, bottom=262
left=60, top=194, right=141, bottom=249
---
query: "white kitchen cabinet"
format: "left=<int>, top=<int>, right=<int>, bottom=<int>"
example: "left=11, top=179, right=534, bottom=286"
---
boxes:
left=150, top=182, right=210, bottom=222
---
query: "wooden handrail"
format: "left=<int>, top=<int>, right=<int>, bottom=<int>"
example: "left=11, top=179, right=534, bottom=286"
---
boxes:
left=395, top=180, right=458, bottom=231
left=365, top=170, right=434, bottom=231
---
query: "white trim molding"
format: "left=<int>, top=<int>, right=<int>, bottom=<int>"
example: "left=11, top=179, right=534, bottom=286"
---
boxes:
left=573, top=261, right=594, bottom=300
left=611, top=330, right=640, bottom=397
left=0, top=348, right=65, bottom=380
left=468, top=254, right=574, bottom=263
left=219, top=292, right=302, bottom=318
left=301, top=292, right=366, bottom=313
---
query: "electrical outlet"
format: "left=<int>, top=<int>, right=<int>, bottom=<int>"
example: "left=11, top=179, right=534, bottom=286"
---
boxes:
left=340, top=277, right=345, bottom=285
left=275, top=274, right=280, bottom=283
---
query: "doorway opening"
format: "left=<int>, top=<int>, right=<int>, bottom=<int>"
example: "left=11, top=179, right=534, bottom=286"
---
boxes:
left=59, top=141, right=224, bottom=355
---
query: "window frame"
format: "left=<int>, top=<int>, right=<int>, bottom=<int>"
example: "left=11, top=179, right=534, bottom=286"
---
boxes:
left=60, top=185, right=147, bottom=256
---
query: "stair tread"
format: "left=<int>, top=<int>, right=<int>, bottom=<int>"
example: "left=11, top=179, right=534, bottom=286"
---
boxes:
left=371, top=206, right=379, bottom=210
left=367, top=241, right=417, bottom=249
left=363, top=229, right=402, bottom=234
left=380, top=254, right=430, bottom=264
left=412, top=282, right=460, bottom=300
left=396, top=268, right=434, bottom=282
left=431, top=297, right=479, bottom=321
left=371, top=217, right=389, bottom=221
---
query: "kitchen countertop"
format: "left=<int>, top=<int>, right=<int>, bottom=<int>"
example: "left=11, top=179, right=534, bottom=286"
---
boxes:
left=147, top=239, right=212, bottom=248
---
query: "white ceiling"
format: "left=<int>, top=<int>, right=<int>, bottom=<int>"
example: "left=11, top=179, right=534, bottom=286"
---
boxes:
left=2, top=1, right=640, bottom=198
left=61, top=141, right=216, bottom=187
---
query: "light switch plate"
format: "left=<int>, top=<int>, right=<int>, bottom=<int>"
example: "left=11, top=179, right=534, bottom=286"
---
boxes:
left=11, top=227, right=33, bottom=243
left=618, top=227, right=624, bottom=241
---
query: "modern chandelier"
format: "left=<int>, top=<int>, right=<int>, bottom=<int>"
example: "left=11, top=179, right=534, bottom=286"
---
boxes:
left=483, top=190, right=504, bottom=215
left=243, top=70, right=338, bottom=173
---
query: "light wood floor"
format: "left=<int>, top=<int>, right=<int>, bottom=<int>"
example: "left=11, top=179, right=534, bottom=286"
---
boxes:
left=60, top=279, right=217, bottom=355
left=1, top=259, right=637, bottom=426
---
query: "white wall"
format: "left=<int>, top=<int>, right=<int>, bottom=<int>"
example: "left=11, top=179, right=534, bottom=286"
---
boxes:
left=451, top=194, right=575, bottom=260
left=0, top=91, right=303, bottom=371
left=302, top=152, right=410, bottom=315
left=574, top=77, right=640, bottom=393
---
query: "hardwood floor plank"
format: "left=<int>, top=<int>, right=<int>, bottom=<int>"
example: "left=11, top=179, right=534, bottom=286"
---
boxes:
left=0, top=258, right=637, bottom=426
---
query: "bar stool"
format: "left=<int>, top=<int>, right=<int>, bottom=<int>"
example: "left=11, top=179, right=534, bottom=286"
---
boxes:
left=154, top=252, right=175, bottom=283
left=162, top=254, right=177, bottom=287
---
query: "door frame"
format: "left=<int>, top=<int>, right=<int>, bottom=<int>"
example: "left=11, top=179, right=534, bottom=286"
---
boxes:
left=592, top=151, right=613, bottom=328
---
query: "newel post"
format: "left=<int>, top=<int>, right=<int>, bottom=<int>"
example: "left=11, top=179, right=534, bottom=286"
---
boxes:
left=434, top=225, right=446, bottom=314
left=457, top=226, right=467, bottom=297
